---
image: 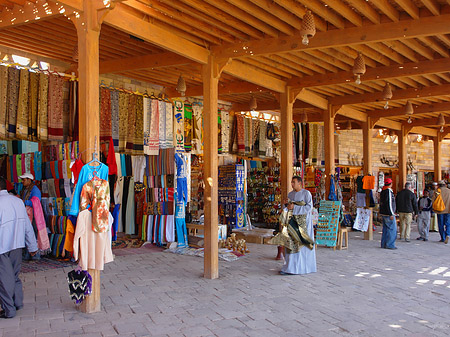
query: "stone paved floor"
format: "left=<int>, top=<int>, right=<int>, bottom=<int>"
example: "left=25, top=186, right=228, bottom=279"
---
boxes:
left=1, top=227, right=450, bottom=337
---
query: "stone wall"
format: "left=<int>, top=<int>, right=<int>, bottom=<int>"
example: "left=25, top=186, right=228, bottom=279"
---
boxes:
left=338, top=130, right=450, bottom=172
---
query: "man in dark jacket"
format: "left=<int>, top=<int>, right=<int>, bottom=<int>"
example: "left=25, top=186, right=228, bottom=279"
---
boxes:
left=417, top=189, right=432, bottom=241
left=380, top=178, right=397, bottom=249
left=396, top=182, right=418, bottom=242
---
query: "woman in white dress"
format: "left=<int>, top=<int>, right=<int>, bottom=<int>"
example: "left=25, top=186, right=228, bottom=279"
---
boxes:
left=281, top=176, right=317, bottom=275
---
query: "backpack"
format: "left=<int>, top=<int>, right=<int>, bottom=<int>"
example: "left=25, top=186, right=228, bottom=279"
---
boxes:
left=433, top=189, right=446, bottom=212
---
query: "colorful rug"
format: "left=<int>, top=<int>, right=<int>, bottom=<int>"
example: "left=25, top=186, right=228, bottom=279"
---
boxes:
left=112, top=236, right=144, bottom=249
left=21, top=257, right=75, bottom=273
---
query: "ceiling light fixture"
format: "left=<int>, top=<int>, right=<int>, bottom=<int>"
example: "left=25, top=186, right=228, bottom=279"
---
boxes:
left=300, top=11, right=316, bottom=46
left=353, top=53, right=366, bottom=85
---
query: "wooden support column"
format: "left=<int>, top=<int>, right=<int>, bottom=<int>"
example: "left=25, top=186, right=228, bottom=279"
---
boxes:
left=398, top=125, right=408, bottom=189
left=71, top=0, right=112, bottom=314
left=362, top=119, right=373, bottom=240
left=434, top=135, right=442, bottom=182
left=323, top=105, right=336, bottom=196
left=202, top=55, right=220, bottom=279
left=280, top=88, right=294, bottom=201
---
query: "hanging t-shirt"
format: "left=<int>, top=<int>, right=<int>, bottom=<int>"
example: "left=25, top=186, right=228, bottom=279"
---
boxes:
left=175, top=153, right=187, bottom=179
left=356, top=176, right=365, bottom=194
left=363, top=175, right=375, bottom=190
left=69, top=162, right=109, bottom=216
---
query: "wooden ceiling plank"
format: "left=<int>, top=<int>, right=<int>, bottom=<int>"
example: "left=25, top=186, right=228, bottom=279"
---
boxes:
left=436, top=34, right=450, bottom=48
left=297, top=0, right=347, bottom=28
left=288, top=57, right=450, bottom=88
left=386, top=78, right=408, bottom=90
left=395, top=0, right=420, bottom=19
left=368, top=101, right=450, bottom=118
left=123, top=1, right=221, bottom=45
left=258, top=55, right=304, bottom=77
left=393, top=77, right=419, bottom=88
left=150, top=0, right=250, bottom=41
left=129, top=0, right=237, bottom=43
left=350, top=44, right=391, bottom=66
left=418, top=36, right=449, bottom=57
left=283, top=52, right=327, bottom=74
left=291, top=51, right=340, bottom=73
left=408, top=75, right=433, bottom=87
left=345, top=0, right=380, bottom=24
left=420, top=0, right=441, bottom=15
left=409, top=126, right=437, bottom=137
left=336, top=105, right=367, bottom=122
left=367, top=42, right=404, bottom=64
left=271, top=0, right=327, bottom=31
left=320, top=0, right=363, bottom=26
left=0, top=35, right=71, bottom=61
left=305, top=50, right=350, bottom=71
left=203, top=0, right=279, bottom=37
left=436, top=72, right=450, bottom=82
left=330, top=83, right=450, bottom=106
left=103, top=3, right=209, bottom=64
left=370, top=0, right=399, bottom=22
left=295, top=88, right=328, bottom=110
left=377, top=118, right=402, bottom=130
left=247, top=0, right=302, bottom=31
left=266, top=54, right=315, bottom=76
left=212, top=12, right=450, bottom=59
left=401, top=39, right=434, bottom=60
left=382, top=40, right=418, bottom=62
left=0, top=0, right=61, bottom=29
left=239, top=58, right=292, bottom=78
left=225, top=0, right=295, bottom=36
left=99, top=52, right=192, bottom=74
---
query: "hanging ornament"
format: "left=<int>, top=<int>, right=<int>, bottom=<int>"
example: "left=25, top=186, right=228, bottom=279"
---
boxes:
left=249, top=95, right=257, bottom=111
left=405, top=101, right=414, bottom=124
left=176, top=75, right=186, bottom=96
left=300, top=11, right=316, bottom=46
left=424, top=136, right=430, bottom=142
left=346, top=120, right=352, bottom=130
left=382, top=83, right=392, bottom=109
left=72, top=45, right=78, bottom=62
left=353, top=53, right=366, bottom=85
left=437, top=113, right=446, bottom=132
left=299, top=112, right=308, bottom=123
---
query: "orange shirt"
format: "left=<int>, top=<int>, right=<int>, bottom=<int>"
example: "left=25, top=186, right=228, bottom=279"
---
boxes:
left=362, top=175, right=375, bottom=190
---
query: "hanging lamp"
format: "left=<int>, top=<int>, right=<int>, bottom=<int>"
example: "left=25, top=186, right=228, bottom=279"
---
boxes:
left=382, top=83, right=392, bottom=109
left=249, top=95, right=257, bottom=111
left=346, top=120, right=352, bottom=130
left=300, top=11, right=316, bottom=46
left=72, top=45, right=78, bottom=62
left=299, top=112, right=308, bottom=123
left=405, top=101, right=414, bottom=124
left=176, top=74, right=186, bottom=96
left=353, top=53, right=366, bottom=85
left=437, top=113, right=446, bottom=132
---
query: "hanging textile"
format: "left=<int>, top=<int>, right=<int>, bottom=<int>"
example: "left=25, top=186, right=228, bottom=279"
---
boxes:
left=118, top=92, right=128, bottom=152
left=7, top=67, right=20, bottom=138
left=158, top=100, right=166, bottom=149
left=47, top=74, right=64, bottom=141
left=251, top=118, right=259, bottom=155
left=37, top=73, right=49, bottom=141
left=0, top=66, right=8, bottom=138
left=28, top=72, right=39, bottom=140
left=80, top=178, right=111, bottom=233
left=68, top=80, right=78, bottom=141
left=126, top=94, right=136, bottom=153
left=221, top=108, right=229, bottom=154
left=111, top=90, right=119, bottom=151
left=100, top=87, right=112, bottom=141
left=165, top=101, right=173, bottom=149
left=184, top=100, right=192, bottom=152
left=191, top=102, right=202, bottom=154
left=259, top=120, right=267, bottom=156
left=134, top=95, right=144, bottom=154
left=147, top=99, right=159, bottom=154
left=15, top=69, right=30, bottom=139
left=173, top=100, right=184, bottom=152
left=236, top=114, right=245, bottom=153
left=218, top=108, right=222, bottom=153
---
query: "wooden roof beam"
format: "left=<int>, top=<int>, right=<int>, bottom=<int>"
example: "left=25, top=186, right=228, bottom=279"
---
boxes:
left=330, top=83, right=450, bottom=106
left=404, top=117, right=450, bottom=127
left=367, top=101, right=450, bottom=119
left=165, top=81, right=272, bottom=98
left=410, top=126, right=438, bottom=137
left=396, top=0, right=420, bottom=19
left=232, top=100, right=315, bottom=112
left=288, top=57, right=450, bottom=89
left=376, top=118, right=402, bottom=130
left=99, top=52, right=192, bottom=74
left=0, top=0, right=62, bottom=28
left=294, top=88, right=328, bottom=110
left=212, top=12, right=450, bottom=58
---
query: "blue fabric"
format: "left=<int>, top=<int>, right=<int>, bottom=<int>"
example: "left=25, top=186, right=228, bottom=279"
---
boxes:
left=175, top=153, right=187, bottom=178
left=175, top=201, right=187, bottom=248
left=112, top=204, right=120, bottom=241
left=176, top=177, right=188, bottom=202
left=23, top=185, right=41, bottom=207
left=34, top=152, right=42, bottom=181
left=69, top=163, right=109, bottom=216
left=328, top=175, right=337, bottom=201
left=381, top=215, right=397, bottom=249
left=120, top=154, right=126, bottom=177
left=437, top=213, right=450, bottom=241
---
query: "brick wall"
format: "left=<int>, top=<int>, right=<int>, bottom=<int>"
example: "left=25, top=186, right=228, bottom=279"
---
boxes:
left=338, top=130, right=450, bottom=171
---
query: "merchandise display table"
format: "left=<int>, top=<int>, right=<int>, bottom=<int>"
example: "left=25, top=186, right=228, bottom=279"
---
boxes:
left=232, top=227, right=274, bottom=244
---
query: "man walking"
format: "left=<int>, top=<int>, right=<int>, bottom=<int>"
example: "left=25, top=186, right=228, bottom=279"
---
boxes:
left=396, top=182, right=418, bottom=242
left=380, top=178, right=397, bottom=250
left=0, top=177, right=38, bottom=319
left=417, top=189, right=432, bottom=241
left=433, top=180, right=450, bottom=243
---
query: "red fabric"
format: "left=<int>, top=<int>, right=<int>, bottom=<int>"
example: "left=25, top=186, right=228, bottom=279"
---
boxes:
left=6, top=179, right=14, bottom=191
left=106, top=137, right=117, bottom=175
left=71, top=159, right=84, bottom=184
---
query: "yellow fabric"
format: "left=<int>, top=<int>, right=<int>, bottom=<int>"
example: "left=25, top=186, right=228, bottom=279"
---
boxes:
left=64, top=218, right=75, bottom=252
left=433, top=189, right=446, bottom=212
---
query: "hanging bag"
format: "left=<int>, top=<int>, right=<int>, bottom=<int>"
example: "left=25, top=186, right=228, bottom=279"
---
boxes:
left=433, top=188, right=446, bottom=212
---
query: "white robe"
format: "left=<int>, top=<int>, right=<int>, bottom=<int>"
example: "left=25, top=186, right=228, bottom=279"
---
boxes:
left=282, top=189, right=317, bottom=275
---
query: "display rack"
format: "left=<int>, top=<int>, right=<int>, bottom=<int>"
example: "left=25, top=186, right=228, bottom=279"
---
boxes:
left=218, top=164, right=245, bottom=229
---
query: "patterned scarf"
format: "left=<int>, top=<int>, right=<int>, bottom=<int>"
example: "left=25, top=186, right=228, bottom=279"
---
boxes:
left=16, top=69, right=30, bottom=139
left=173, top=100, right=184, bottom=152
left=134, top=95, right=144, bottom=154
left=47, top=74, right=64, bottom=141
left=99, top=87, right=111, bottom=141
left=165, top=101, right=173, bottom=149
left=158, top=100, right=166, bottom=149
left=191, top=103, right=202, bottom=154
left=148, top=99, right=159, bottom=155
left=259, top=120, right=267, bottom=156
left=7, top=67, right=20, bottom=138
left=236, top=114, right=245, bottom=153
left=126, top=94, right=136, bottom=153
left=118, top=92, right=128, bottom=152
left=0, top=66, right=7, bottom=138
left=183, top=101, right=192, bottom=152
left=28, top=72, right=39, bottom=140
left=38, top=73, right=49, bottom=141
left=221, top=108, right=229, bottom=153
